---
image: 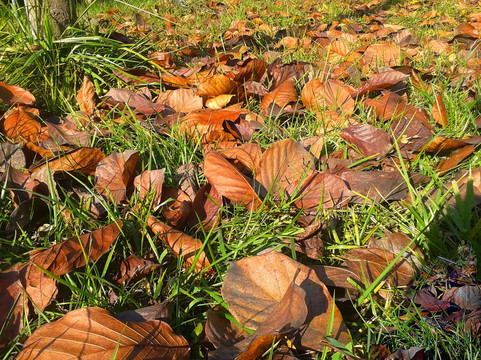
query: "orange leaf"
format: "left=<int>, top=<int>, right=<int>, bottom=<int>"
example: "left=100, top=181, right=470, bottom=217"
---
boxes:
left=147, top=216, right=212, bottom=273
left=76, top=76, right=97, bottom=116
left=0, top=82, right=35, bottom=105
left=17, top=307, right=190, bottom=359
left=204, top=151, right=263, bottom=211
left=196, top=74, right=238, bottom=98
left=261, top=79, right=297, bottom=115
left=1, top=107, right=47, bottom=143
left=432, top=93, right=448, bottom=127
left=302, top=79, right=355, bottom=115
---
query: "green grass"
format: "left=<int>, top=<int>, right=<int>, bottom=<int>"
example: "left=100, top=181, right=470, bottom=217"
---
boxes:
left=1, top=0, right=481, bottom=358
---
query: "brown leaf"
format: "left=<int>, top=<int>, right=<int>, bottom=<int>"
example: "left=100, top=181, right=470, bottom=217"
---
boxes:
left=442, top=285, right=481, bottom=310
left=302, top=79, right=355, bottom=115
left=133, top=169, right=165, bottom=207
left=0, top=82, right=35, bottom=105
left=187, top=183, right=222, bottom=231
left=432, top=93, right=448, bottom=127
left=387, top=347, right=425, bottom=360
left=76, top=76, right=97, bottom=116
left=309, top=265, right=361, bottom=290
left=353, top=70, right=408, bottom=97
left=287, top=171, right=351, bottom=213
left=222, top=252, right=350, bottom=350
left=147, top=216, right=211, bottom=273
left=233, top=59, right=268, bottom=83
left=155, top=88, right=203, bottom=113
left=362, top=43, right=401, bottom=67
left=257, top=139, right=315, bottom=196
left=261, top=79, right=297, bottom=115
left=114, top=68, right=160, bottom=85
left=30, top=220, right=122, bottom=276
left=415, top=136, right=468, bottom=153
left=341, top=124, right=392, bottom=158
left=117, top=254, right=160, bottom=284
left=1, top=107, right=47, bottom=143
left=175, top=109, right=244, bottom=144
left=368, top=232, right=423, bottom=270
left=365, top=91, right=431, bottom=127
left=342, top=248, right=415, bottom=289
left=219, top=143, right=263, bottom=173
left=437, top=145, right=475, bottom=174
left=205, top=307, right=250, bottom=349
left=6, top=198, right=50, bottom=232
left=30, top=147, right=105, bottom=180
left=104, top=88, right=167, bottom=115
left=17, top=307, right=190, bottom=359
left=95, top=150, right=140, bottom=204
left=0, top=265, right=57, bottom=348
left=204, top=151, right=263, bottom=211
left=4, top=167, right=47, bottom=206
left=196, top=74, right=238, bottom=98
left=0, top=142, right=26, bottom=172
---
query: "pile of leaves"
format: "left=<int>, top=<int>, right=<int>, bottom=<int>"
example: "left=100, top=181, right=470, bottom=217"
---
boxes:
left=1, top=0, right=481, bottom=358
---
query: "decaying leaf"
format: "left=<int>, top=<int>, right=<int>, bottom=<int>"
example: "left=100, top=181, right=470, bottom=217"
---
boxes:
left=117, top=254, right=160, bottom=284
left=0, top=82, right=35, bottom=105
left=17, top=307, right=190, bottom=359
left=76, top=76, right=97, bottom=116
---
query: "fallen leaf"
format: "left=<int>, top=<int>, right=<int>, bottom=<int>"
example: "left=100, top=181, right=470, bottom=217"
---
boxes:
left=341, top=124, right=392, bottom=158
left=222, top=252, right=350, bottom=350
left=442, top=285, right=481, bottom=310
left=302, top=79, right=355, bottom=115
left=117, top=254, right=160, bottom=284
left=261, top=79, right=297, bottom=115
left=95, top=150, right=140, bottom=204
left=0, top=82, right=35, bottom=105
left=76, top=76, right=97, bottom=116
left=187, top=183, right=222, bottom=231
left=362, top=42, right=401, bottom=67
left=353, top=70, right=408, bottom=97
left=437, top=145, right=475, bottom=174
left=17, top=307, right=190, bottom=359
left=204, top=151, right=263, bottom=211
left=205, top=307, right=250, bottom=349
left=432, top=93, right=448, bottom=127
left=147, top=216, right=211, bottom=273
left=1, top=107, right=47, bottom=143
left=206, top=94, right=236, bottom=109
left=256, top=139, right=315, bottom=196
left=196, top=74, right=238, bottom=98
left=156, top=88, right=203, bottom=112
left=104, top=88, right=167, bottom=115
left=133, top=169, right=165, bottom=207
left=342, top=247, right=415, bottom=289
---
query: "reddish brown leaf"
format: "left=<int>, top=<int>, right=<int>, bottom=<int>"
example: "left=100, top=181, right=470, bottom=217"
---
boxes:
left=353, top=70, right=408, bottom=97
left=17, top=307, right=190, bottom=359
left=175, top=109, right=244, bottom=144
left=414, top=289, right=451, bottom=312
left=261, top=79, right=297, bottom=115
left=133, top=169, right=165, bottom=207
left=256, top=139, right=315, bottom=196
left=187, top=183, right=222, bottom=231
left=204, top=151, right=262, bottom=211
left=95, top=150, right=140, bottom=204
left=30, top=220, right=122, bottom=276
left=309, top=265, right=361, bottom=290
left=442, top=285, right=481, bottom=310
left=222, top=252, right=350, bottom=350
left=368, top=232, right=424, bottom=270
left=147, top=216, right=211, bottom=273
left=438, top=145, right=475, bottom=174
left=365, top=91, right=431, bottom=127
left=302, top=79, right=355, bottom=115
left=432, top=93, right=448, bottom=127
left=114, top=68, right=161, bottom=85
left=415, top=136, right=468, bottom=153
left=287, top=171, right=351, bottom=213
left=341, top=124, right=392, bottom=158
left=117, top=254, right=160, bottom=284
left=76, top=76, right=97, bottom=116
left=219, top=143, right=263, bottom=173
left=0, top=82, right=35, bottom=105
left=233, top=59, right=268, bottom=83
left=0, top=265, right=57, bottom=349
